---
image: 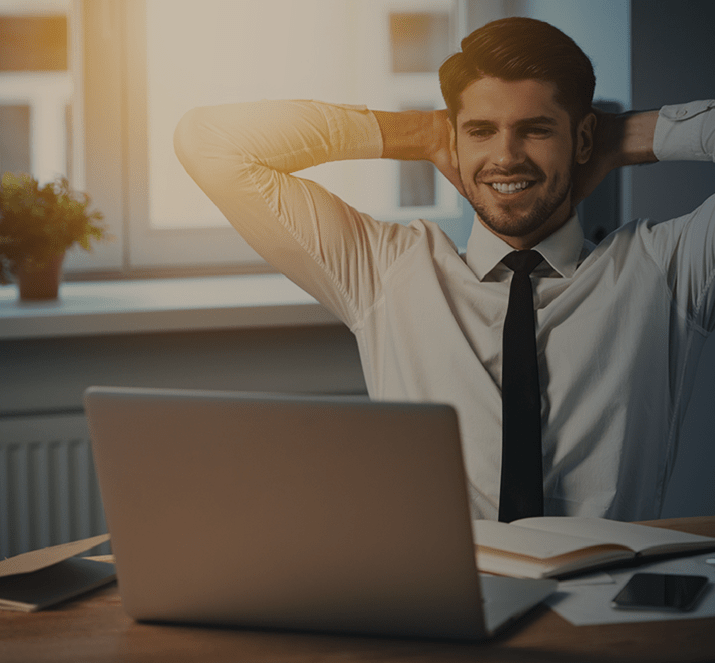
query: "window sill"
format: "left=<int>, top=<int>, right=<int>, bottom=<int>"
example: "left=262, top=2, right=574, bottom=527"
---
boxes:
left=0, top=274, right=340, bottom=340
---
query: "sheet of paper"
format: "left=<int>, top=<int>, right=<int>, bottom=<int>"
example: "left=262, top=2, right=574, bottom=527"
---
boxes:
left=546, top=552, right=715, bottom=625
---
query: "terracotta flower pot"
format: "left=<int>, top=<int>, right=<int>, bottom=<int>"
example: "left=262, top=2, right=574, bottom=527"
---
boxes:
left=16, top=253, right=65, bottom=301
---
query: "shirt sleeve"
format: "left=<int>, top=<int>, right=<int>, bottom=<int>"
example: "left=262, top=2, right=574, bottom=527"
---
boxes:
left=173, top=100, right=415, bottom=327
left=644, top=100, right=715, bottom=333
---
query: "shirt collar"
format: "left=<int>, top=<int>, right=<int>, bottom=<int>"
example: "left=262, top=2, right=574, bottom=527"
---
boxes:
left=465, top=211, right=585, bottom=280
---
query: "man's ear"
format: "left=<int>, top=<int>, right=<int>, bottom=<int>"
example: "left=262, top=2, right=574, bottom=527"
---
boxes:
left=576, top=112, right=597, bottom=164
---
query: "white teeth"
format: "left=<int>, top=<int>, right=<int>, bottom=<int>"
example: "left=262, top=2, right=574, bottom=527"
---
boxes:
left=490, top=181, right=531, bottom=194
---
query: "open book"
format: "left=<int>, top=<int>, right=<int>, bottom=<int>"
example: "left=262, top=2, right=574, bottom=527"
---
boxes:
left=0, top=533, right=115, bottom=611
left=473, top=517, right=715, bottom=579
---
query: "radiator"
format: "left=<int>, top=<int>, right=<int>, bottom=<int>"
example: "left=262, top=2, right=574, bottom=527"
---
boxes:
left=0, top=413, right=109, bottom=559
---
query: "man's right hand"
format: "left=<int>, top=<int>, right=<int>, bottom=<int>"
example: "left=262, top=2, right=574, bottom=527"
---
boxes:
left=374, top=109, right=466, bottom=198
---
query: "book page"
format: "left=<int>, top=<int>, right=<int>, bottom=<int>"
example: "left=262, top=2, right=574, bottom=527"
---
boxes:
left=0, top=533, right=111, bottom=578
left=513, top=517, right=715, bottom=555
left=476, top=544, right=632, bottom=578
left=472, top=520, right=631, bottom=560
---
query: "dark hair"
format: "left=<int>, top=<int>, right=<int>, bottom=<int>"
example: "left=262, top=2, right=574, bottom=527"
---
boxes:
left=439, top=17, right=595, bottom=126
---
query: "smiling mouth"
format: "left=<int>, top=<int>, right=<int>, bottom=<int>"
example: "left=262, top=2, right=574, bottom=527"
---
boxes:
left=488, top=181, right=535, bottom=194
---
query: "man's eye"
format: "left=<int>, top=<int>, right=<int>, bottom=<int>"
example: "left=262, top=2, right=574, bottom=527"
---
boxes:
left=468, top=129, right=494, bottom=138
left=525, top=127, right=551, bottom=137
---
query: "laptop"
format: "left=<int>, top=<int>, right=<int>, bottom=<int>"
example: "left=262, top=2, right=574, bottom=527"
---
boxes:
left=84, top=386, right=555, bottom=641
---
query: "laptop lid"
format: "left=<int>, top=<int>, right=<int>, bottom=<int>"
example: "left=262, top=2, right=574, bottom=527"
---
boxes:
left=84, top=386, right=553, bottom=640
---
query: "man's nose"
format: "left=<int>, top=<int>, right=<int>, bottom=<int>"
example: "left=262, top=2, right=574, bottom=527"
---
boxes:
left=492, top=132, right=524, bottom=168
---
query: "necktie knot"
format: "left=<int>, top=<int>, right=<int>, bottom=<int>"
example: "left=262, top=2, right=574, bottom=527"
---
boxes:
left=502, top=250, right=543, bottom=276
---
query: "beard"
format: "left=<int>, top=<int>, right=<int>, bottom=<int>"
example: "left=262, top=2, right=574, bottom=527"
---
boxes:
left=460, top=135, right=579, bottom=240
left=464, top=166, right=574, bottom=240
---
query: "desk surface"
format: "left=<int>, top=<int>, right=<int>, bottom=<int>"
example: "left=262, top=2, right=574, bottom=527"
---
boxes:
left=1, top=517, right=714, bottom=663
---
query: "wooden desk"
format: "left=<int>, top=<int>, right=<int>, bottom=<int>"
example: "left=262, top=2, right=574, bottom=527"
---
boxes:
left=1, top=517, right=714, bottom=663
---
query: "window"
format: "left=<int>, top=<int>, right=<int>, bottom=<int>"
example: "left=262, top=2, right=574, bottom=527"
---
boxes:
left=0, top=2, right=77, bottom=203
left=7, top=0, right=472, bottom=279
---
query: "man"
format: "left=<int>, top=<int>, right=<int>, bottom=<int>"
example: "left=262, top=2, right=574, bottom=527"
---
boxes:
left=174, top=18, right=715, bottom=521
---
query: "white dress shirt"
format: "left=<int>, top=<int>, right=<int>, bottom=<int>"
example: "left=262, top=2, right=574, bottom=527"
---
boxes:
left=175, top=98, right=715, bottom=521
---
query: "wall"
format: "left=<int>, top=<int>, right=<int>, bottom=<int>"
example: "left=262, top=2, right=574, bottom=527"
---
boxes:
left=630, top=0, right=715, bottom=516
left=1, top=324, right=367, bottom=418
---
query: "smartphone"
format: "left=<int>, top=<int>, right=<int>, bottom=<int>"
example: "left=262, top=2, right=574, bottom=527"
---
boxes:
left=612, top=572, right=709, bottom=612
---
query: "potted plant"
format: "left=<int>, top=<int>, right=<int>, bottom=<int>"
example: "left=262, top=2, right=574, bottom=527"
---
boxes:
left=0, top=172, right=108, bottom=300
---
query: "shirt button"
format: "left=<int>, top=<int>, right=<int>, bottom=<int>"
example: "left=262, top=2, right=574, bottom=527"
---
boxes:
left=676, top=108, right=688, bottom=118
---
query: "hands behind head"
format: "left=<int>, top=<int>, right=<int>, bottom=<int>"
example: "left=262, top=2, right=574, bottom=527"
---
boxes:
left=387, top=105, right=655, bottom=209
left=427, top=110, right=467, bottom=199
left=571, top=107, right=621, bottom=205
left=430, top=105, right=622, bottom=206
left=572, top=107, right=659, bottom=205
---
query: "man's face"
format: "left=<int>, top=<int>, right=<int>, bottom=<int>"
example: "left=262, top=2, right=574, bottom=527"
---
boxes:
left=450, top=77, right=593, bottom=249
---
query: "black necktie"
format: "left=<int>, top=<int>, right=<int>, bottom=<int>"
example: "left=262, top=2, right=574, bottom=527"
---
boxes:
left=499, top=250, right=544, bottom=522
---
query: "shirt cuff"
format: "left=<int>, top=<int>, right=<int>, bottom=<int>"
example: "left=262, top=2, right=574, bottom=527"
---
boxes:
left=654, top=99, right=715, bottom=162
left=316, top=101, right=383, bottom=162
